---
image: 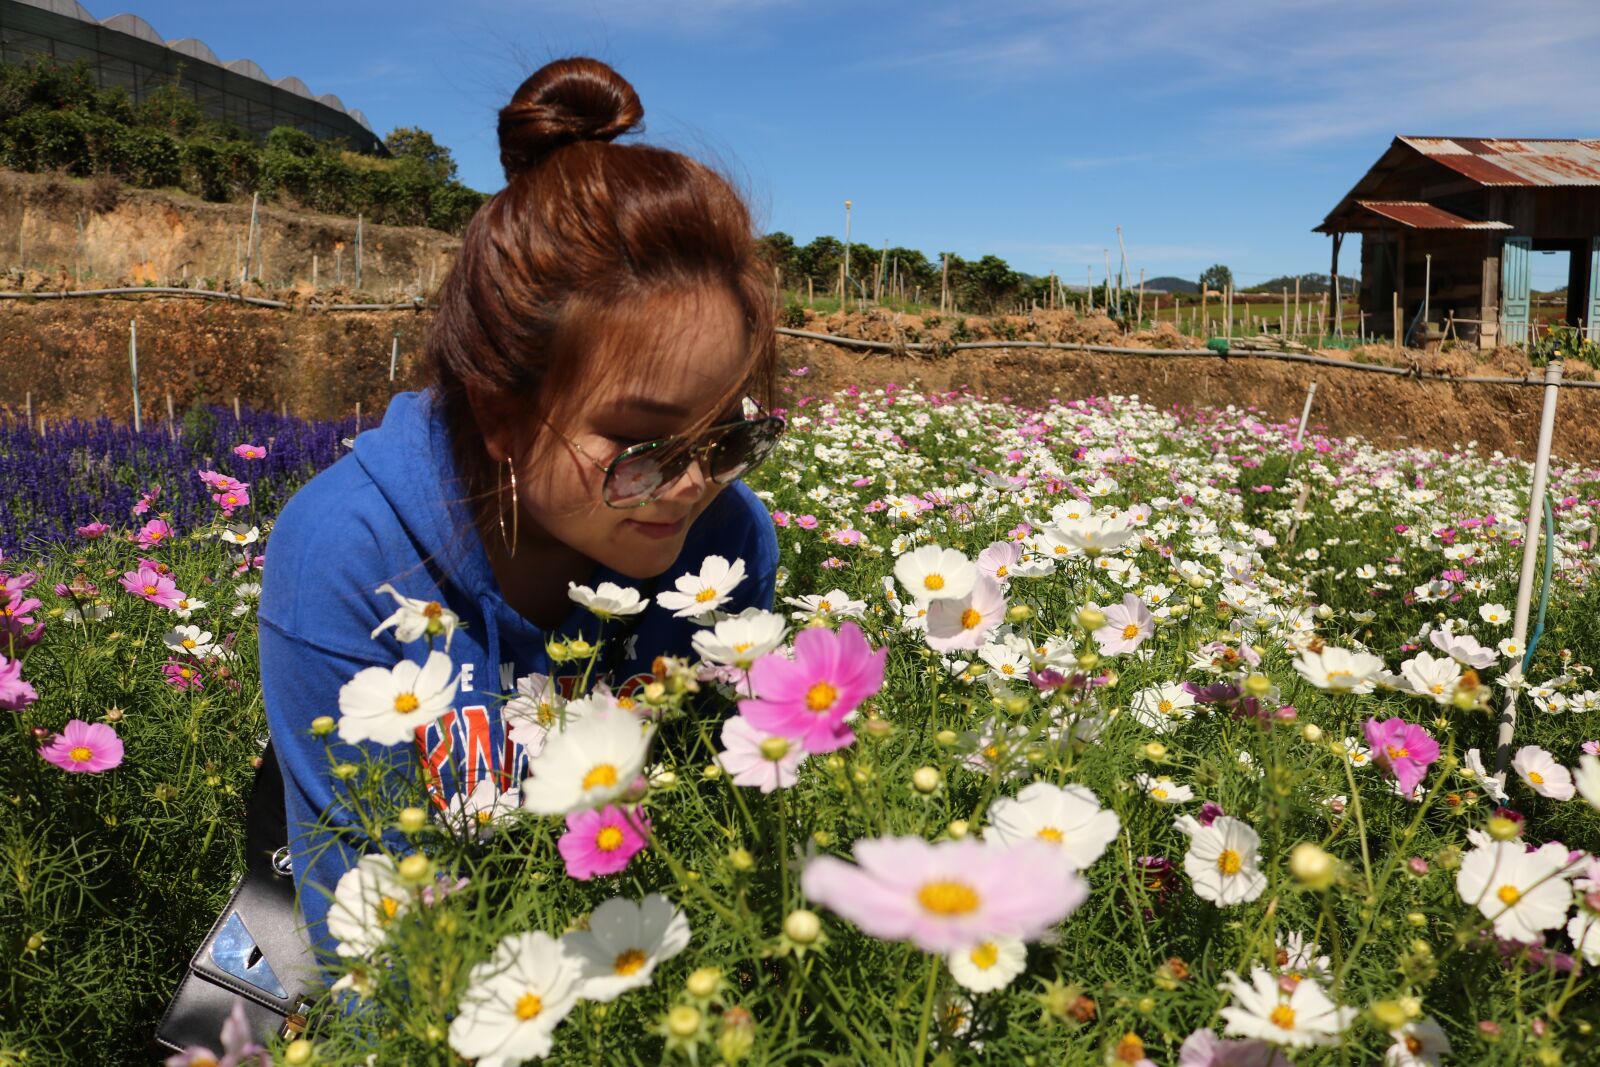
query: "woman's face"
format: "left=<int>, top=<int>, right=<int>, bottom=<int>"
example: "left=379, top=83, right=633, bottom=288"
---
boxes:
left=489, top=286, right=754, bottom=581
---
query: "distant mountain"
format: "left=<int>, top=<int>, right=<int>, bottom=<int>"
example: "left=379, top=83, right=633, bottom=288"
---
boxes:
left=1143, top=276, right=1197, bottom=294
left=1242, top=273, right=1356, bottom=295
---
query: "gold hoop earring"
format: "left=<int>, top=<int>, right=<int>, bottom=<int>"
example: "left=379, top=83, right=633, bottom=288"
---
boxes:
left=497, top=457, right=519, bottom=557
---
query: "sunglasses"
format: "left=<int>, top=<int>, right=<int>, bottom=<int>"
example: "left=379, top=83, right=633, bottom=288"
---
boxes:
left=551, top=405, right=787, bottom=509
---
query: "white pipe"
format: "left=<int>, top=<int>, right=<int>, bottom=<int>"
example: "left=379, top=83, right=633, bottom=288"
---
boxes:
left=1494, top=359, right=1564, bottom=779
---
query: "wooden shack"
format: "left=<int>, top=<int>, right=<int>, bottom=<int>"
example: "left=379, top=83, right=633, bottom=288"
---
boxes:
left=1316, top=137, right=1600, bottom=347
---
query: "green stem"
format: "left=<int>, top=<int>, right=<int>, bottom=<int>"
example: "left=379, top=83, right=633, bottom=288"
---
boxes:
left=910, top=954, right=940, bottom=1067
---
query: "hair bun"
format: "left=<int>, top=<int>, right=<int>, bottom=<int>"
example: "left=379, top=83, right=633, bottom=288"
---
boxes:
left=498, top=57, right=644, bottom=180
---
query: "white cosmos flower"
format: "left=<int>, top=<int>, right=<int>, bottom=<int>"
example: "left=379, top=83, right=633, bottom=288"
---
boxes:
left=1134, top=774, right=1195, bottom=804
left=219, top=524, right=260, bottom=546
left=946, top=936, right=1026, bottom=993
left=449, top=930, right=583, bottom=1067
left=1456, top=840, right=1576, bottom=943
left=717, top=715, right=807, bottom=792
left=1048, top=513, right=1136, bottom=557
left=171, top=595, right=208, bottom=620
left=1511, top=745, right=1575, bottom=801
left=443, top=778, right=521, bottom=839
left=163, top=624, right=218, bottom=657
left=782, top=589, right=868, bottom=621
left=337, top=650, right=459, bottom=746
left=1576, top=754, right=1600, bottom=811
left=1460, top=748, right=1509, bottom=802
left=893, top=545, right=978, bottom=602
left=567, top=580, right=649, bottom=619
left=985, top=781, right=1120, bottom=871
left=328, top=854, right=411, bottom=958
left=1293, top=645, right=1385, bottom=694
left=1429, top=629, right=1497, bottom=669
left=690, top=608, right=788, bottom=670
left=1478, top=602, right=1510, bottom=626
left=656, top=555, right=746, bottom=618
left=1339, top=737, right=1373, bottom=770
left=1185, top=816, right=1267, bottom=907
left=521, top=709, right=654, bottom=815
left=1399, top=651, right=1462, bottom=704
left=1128, top=683, right=1197, bottom=734
left=1386, top=1016, right=1452, bottom=1066
left=924, top=574, right=1007, bottom=652
left=1219, top=967, right=1354, bottom=1048
left=370, top=582, right=460, bottom=651
left=503, top=673, right=576, bottom=755
left=560, top=893, right=691, bottom=1003
left=64, top=603, right=112, bottom=623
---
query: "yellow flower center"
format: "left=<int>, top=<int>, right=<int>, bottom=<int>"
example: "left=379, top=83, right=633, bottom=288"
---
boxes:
left=143, top=584, right=158, bottom=595
left=695, top=587, right=719, bottom=603
left=516, top=992, right=543, bottom=1020
left=1497, top=884, right=1521, bottom=906
left=1326, top=670, right=1354, bottom=689
left=180, top=667, right=194, bottom=680
left=917, top=880, right=980, bottom=916
left=1270, top=1004, right=1296, bottom=1030
left=923, top=574, right=946, bottom=591
left=818, top=600, right=833, bottom=612
left=1217, top=849, right=1243, bottom=875
left=1528, top=771, right=1544, bottom=785
left=1122, top=623, right=1140, bottom=639
left=617, top=696, right=635, bottom=710
left=423, top=601, right=443, bottom=618
left=1350, top=752, right=1368, bottom=764
left=805, top=682, right=839, bottom=713
left=181, top=638, right=196, bottom=649
left=1036, top=826, right=1063, bottom=843
left=613, top=948, right=647, bottom=976
left=960, top=608, right=983, bottom=630
left=1000, top=664, right=1015, bottom=674
left=393, top=692, right=420, bottom=715
left=1158, top=699, right=1173, bottom=714
left=969, top=942, right=999, bottom=970
left=378, top=896, right=400, bottom=924
left=595, top=826, right=625, bottom=852
left=733, top=641, right=753, bottom=654
left=476, top=809, right=494, bottom=826
left=996, top=565, right=1009, bottom=577
left=1386, top=745, right=1410, bottom=761
left=582, top=763, right=619, bottom=791
left=69, top=746, right=94, bottom=762
left=1406, top=1035, right=1424, bottom=1054
left=1151, top=788, right=1168, bottom=800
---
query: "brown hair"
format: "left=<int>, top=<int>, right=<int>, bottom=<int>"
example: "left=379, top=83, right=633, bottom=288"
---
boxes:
left=423, top=56, right=777, bottom=543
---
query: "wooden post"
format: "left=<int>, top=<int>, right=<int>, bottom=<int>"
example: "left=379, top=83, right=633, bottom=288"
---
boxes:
left=1281, top=287, right=1289, bottom=336
left=128, top=319, right=141, bottom=432
left=165, top=391, right=175, bottom=441
left=1137, top=270, right=1146, bottom=327
left=25, top=390, right=31, bottom=430
left=1293, top=278, right=1302, bottom=338
left=807, top=277, right=813, bottom=305
left=1103, top=249, right=1114, bottom=313
left=1201, top=286, right=1209, bottom=336
left=941, top=255, right=950, bottom=315
left=1422, top=253, right=1432, bottom=335
left=243, top=191, right=258, bottom=284
left=313, top=253, right=319, bottom=289
left=390, top=334, right=399, bottom=382
left=355, top=401, right=362, bottom=434
left=1225, top=284, right=1233, bottom=337
left=233, top=395, right=241, bottom=420
left=1393, top=290, right=1402, bottom=352
left=355, top=213, right=364, bottom=291
left=1330, top=232, right=1343, bottom=337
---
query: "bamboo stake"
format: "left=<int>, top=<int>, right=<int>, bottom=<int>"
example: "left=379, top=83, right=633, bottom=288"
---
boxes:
left=233, top=395, right=241, bottom=420
left=1137, top=269, right=1146, bottom=327
left=1293, top=278, right=1301, bottom=338
left=243, top=192, right=258, bottom=284
left=355, top=214, right=364, bottom=291
left=128, top=319, right=141, bottom=432
left=390, top=334, right=399, bottom=382
left=355, top=401, right=362, bottom=434
left=1495, top=359, right=1565, bottom=780
left=313, top=254, right=319, bottom=289
left=165, top=391, right=175, bottom=441
left=1393, top=291, right=1402, bottom=353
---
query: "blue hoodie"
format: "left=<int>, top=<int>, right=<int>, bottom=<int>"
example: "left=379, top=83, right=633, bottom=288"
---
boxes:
left=258, top=388, right=778, bottom=961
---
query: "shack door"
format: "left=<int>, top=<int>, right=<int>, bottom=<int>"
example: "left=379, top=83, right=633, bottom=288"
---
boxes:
left=1589, top=237, right=1600, bottom=341
left=1501, top=236, right=1532, bottom=345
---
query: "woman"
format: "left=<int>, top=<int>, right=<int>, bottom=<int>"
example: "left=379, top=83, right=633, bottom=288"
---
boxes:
left=258, top=57, right=784, bottom=959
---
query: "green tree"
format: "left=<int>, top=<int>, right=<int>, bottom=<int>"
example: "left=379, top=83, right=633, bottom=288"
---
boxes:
left=1199, top=264, right=1234, bottom=293
left=966, top=254, right=1021, bottom=311
left=383, top=126, right=458, bottom=182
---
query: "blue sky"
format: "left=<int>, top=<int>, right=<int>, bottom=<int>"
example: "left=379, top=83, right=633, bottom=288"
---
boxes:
left=115, top=1, right=1600, bottom=288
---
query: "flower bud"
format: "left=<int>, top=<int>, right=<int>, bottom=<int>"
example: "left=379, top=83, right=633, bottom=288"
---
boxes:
left=1301, top=723, right=1323, bottom=743
left=283, top=1039, right=315, bottom=1065
left=717, top=1006, right=756, bottom=1063
left=1006, top=604, right=1033, bottom=623
left=1486, top=816, right=1520, bottom=841
left=666, top=1005, right=702, bottom=1039
left=1243, top=673, right=1273, bottom=698
left=946, top=819, right=969, bottom=839
left=1406, top=911, right=1428, bottom=927
left=912, top=766, right=942, bottom=794
left=1289, top=842, right=1337, bottom=890
left=310, top=716, right=336, bottom=737
left=685, top=967, right=722, bottom=1000
left=397, top=807, right=428, bottom=833
left=811, top=829, right=833, bottom=847
left=935, top=729, right=959, bottom=746
left=1076, top=607, right=1107, bottom=631
left=397, top=853, right=433, bottom=884
left=862, top=717, right=894, bottom=738
left=1314, top=604, right=1334, bottom=620
left=331, top=762, right=359, bottom=781
left=783, top=909, right=821, bottom=944
left=1141, top=742, right=1168, bottom=762
left=729, top=847, right=755, bottom=872
left=1076, top=651, right=1101, bottom=671
left=1003, top=696, right=1030, bottom=716
left=1369, top=1000, right=1408, bottom=1030
left=759, top=736, right=791, bottom=761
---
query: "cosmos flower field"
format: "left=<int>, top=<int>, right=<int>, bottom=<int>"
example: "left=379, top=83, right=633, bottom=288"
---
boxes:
left=4, top=383, right=1600, bottom=1066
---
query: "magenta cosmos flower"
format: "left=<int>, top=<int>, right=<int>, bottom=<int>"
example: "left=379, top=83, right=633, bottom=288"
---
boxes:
left=558, top=805, right=650, bottom=881
left=800, top=835, right=1088, bottom=953
left=1364, top=717, right=1440, bottom=796
left=738, top=621, right=887, bottom=754
left=233, top=442, right=267, bottom=460
left=76, top=522, right=111, bottom=539
left=39, top=719, right=124, bottom=773
left=1094, top=592, right=1155, bottom=655
left=163, top=659, right=205, bottom=691
left=134, top=519, right=174, bottom=550
left=119, top=566, right=186, bottom=610
left=0, top=653, right=39, bottom=711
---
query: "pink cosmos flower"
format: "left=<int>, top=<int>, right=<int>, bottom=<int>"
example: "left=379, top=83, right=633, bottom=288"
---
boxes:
left=119, top=566, right=186, bottom=610
left=131, top=485, right=162, bottom=516
left=1178, top=1029, right=1290, bottom=1067
left=0, top=653, right=38, bottom=710
left=796, top=514, right=818, bottom=530
left=976, top=539, right=1022, bottom=584
left=717, top=714, right=808, bottom=792
left=558, top=805, right=649, bottom=880
left=800, top=835, right=1088, bottom=953
left=163, top=659, right=205, bottom=691
left=924, top=574, right=1007, bottom=653
left=1364, top=717, right=1440, bottom=796
left=162, top=999, right=264, bottom=1067
left=76, top=522, right=111, bottom=539
left=233, top=443, right=267, bottom=460
left=739, top=621, right=887, bottom=753
left=198, top=470, right=244, bottom=492
left=39, top=719, right=124, bottom=773
left=135, top=519, right=173, bottom=550
left=212, top=486, right=251, bottom=513
left=1094, top=592, right=1155, bottom=655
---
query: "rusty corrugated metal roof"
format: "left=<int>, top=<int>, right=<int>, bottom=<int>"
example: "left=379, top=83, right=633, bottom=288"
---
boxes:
left=1355, top=200, right=1511, bottom=230
left=1400, top=136, right=1600, bottom=187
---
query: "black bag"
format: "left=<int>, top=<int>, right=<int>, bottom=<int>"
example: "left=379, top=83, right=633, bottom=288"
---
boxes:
left=153, top=742, right=323, bottom=1055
